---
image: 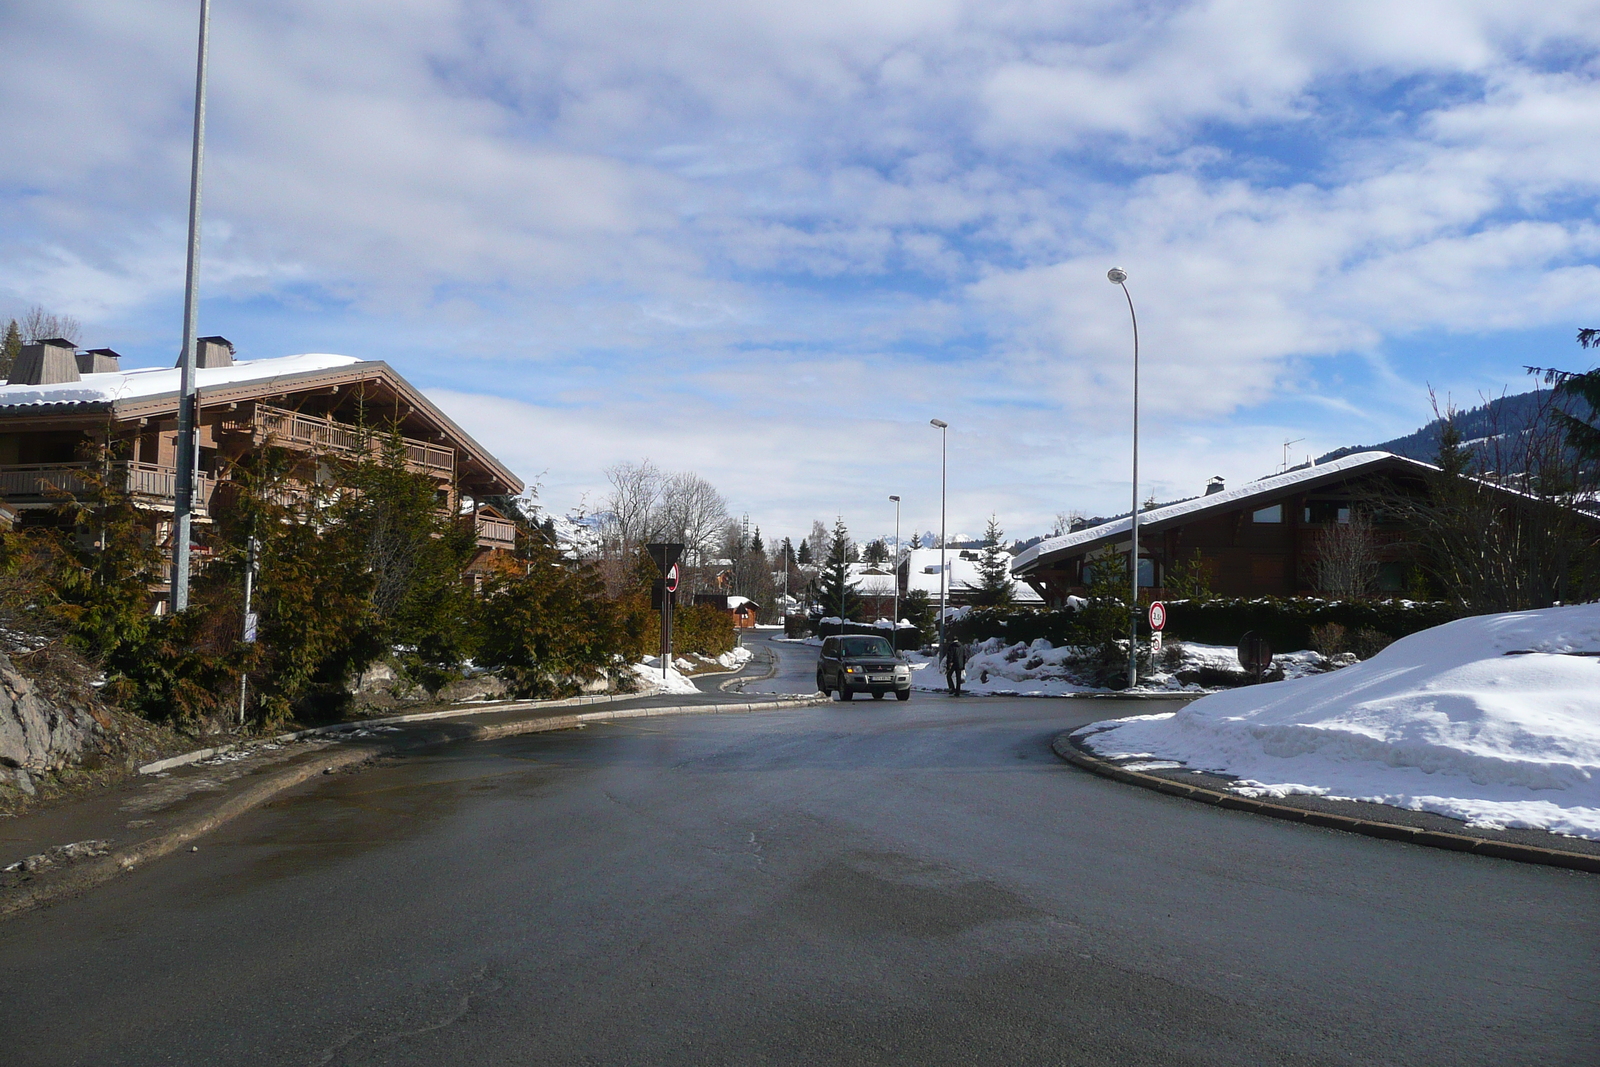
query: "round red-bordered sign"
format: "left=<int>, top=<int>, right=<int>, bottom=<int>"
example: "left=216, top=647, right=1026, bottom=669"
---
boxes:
left=665, top=563, right=680, bottom=593
left=1148, top=601, right=1166, bottom=631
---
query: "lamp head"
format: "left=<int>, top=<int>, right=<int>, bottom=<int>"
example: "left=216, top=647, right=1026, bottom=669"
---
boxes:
left=929, top=418, right=948, bottom=429
left=1107, top=267, right=1128, bottom=285
left=889, top=494, right=900, bottom=502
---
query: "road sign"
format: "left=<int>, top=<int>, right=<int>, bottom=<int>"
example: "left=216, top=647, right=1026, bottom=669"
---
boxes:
left=1149, top=630, right=1163, bottom=655
left=1238, top=631, right=1273, bottom=680
left=665, top=563, right=679, bottom=593
left=242, top=611, right=259, bottom=644
left=646, top=542, right=684, bottom=575
left=1148, top=601, right=1166, bottom=631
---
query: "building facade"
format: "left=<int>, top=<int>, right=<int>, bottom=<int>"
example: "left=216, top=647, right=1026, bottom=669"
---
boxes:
left=0, top=338, right=523, bottom=603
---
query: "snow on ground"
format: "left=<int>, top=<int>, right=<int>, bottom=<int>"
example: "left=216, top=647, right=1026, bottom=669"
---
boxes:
left=1076, top=604, right=1600, bottom=840
left=905, top=639, right=1099, bottom=696
left=630, top=646, right=753, bottom=695
left=631, top=657, right=702, bottom=695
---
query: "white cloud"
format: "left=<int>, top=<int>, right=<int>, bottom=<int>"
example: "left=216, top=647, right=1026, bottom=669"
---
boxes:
left=4, top=1, right=1600, bottom=537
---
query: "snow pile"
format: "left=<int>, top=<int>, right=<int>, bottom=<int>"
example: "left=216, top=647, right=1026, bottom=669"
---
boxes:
left=1078, top=604, right=1600, bottom=839
left=905, top=638, right=1101, bottom=696
left=631, top=657, right=701, bottom=695
left=1140, top=642, right=1332, bottom=692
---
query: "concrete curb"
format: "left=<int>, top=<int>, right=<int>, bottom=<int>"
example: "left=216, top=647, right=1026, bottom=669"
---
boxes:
left=137, top=690, right=655, bottom=775
left=4, top=694, right=825, bottom=922
left=1050, top=733, right=1600, bottom=875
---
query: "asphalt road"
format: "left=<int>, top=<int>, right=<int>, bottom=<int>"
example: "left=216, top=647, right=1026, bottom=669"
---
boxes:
left=1, top=633, right=1595, bottom=1065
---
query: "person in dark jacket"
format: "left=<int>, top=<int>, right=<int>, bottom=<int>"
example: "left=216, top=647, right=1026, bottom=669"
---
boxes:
left=941, top=636, right=967, bottom=695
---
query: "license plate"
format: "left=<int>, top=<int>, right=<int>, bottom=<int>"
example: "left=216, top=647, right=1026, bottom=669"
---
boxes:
left=872, top=675, right=890, bottom=683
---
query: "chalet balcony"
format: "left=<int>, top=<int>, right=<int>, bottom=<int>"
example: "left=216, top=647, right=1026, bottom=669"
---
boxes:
left=221, top=403, right=456, bottom=479
left=0, top=461, right=217, bottom=514
left=475, top=511, right=517, bottom=551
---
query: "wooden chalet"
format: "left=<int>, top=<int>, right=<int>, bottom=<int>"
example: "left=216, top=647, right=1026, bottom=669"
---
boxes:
left=0, top=337, right=522, bottom=603
left=1013, top=451, right=1439, bottom=605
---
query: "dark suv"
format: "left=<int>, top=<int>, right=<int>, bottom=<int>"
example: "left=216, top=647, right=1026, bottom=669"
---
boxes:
left=816, top=635, right=912, bottom=701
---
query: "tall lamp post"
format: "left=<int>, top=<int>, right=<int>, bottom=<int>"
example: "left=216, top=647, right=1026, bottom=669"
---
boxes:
left=170, top=0, right=212, bottom=613
left=929, top=419, right=948, bottom=648
left=1107, top=267, right=1140, bottom=689
left=888, top=494, right=901, bottom=645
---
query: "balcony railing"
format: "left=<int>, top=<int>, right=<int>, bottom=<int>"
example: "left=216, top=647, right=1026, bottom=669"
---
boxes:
left=223, top=404, right=455, bottom=478
left=475, top=512, right=516, bottom=550
left=0, top=462, right=217, bottom=513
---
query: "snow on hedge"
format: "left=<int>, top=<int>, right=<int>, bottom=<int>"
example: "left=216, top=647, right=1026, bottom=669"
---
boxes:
left=1077, top=604, right=1600, bottom=840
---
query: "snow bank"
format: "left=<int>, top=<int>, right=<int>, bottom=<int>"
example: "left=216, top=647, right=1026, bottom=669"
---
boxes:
left=1078, top=604, right=1600, bottom=839
left=905, top=638, right=1100, bottom=696
left=631, top=658, right=701, bottom=695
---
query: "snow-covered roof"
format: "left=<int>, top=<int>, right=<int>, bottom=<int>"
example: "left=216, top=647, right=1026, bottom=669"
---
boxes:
left=901, top=547, right=1044, bottom=603
left=1014, top=451, right=1435, bottom=574
left=0, top=353, right=362, bottom=410
left=847, top=564, right=899, bottom=596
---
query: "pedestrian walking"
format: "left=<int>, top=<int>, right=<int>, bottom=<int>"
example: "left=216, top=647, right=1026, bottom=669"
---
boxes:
left=941, top=635, right=967, bottom=696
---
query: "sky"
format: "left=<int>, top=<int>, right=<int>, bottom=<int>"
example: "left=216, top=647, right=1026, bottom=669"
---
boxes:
left=4, top=1, right=1600, bottom=546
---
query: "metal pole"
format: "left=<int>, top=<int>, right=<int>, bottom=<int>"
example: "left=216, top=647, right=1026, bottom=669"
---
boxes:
left=238, top=535, right=256, bottom=725
left=170, top=0, right=211, bottom=613
left=1108, top=269, right=1140, bottom=689
left=889, top=495, right=900, bottom=647
left=930, top=420, right=948, bottom=648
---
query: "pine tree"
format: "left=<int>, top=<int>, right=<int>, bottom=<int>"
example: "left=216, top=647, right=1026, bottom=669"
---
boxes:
left=0, top=319, right=20, bottom=380
left=1436, top=417, right=1467, bottom=479
left=750, top=526, right=764, bottom=556
left=863, top=538, right=888, bottom=564
left=970, top=514, right=1015, bottom=606
left=816, top=518, right=862, bottom=620
left=908, top=532, right=922, bottom=549
left=796, top=538, right=812, bottom=564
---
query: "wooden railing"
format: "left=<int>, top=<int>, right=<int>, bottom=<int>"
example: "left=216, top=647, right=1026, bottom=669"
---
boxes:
left=0, top=462, right=217, bottom=513
left=475, top=512, right=516, bottom=550
left=225, top=404, right=455, bottom=478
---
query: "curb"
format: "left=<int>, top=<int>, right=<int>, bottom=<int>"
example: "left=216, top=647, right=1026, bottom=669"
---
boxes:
left=1050, top=733, right=1600, bottom=875
left=137, top=690, right=656, bottom=775
left=4, top=694, right=826, bottom=921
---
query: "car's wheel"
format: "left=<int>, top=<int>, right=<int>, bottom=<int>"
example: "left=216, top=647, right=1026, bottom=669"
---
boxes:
left=839, top=684, right=854, bottom=701
left=816, top=674, right=827, bottom=695
left=896, top=690, right=910, bottom=701
left=872, top=691, right=885, bottom=700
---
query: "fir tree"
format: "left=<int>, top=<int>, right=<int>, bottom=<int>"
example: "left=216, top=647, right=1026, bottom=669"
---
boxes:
left=969, top=514, right=1015, bottom=606
left=750, top=526, right=764, bottom=556
left=816, top=518, right=862, bottom=620
left=863, top=538, right=888, bottom=564
left=0, top=319, right=20, bottom=381
left=908, top=532, right=922, bottom=549
left=797, top=538, right=811, bottom=564
left=1436, top=417, right=1467, bottom=479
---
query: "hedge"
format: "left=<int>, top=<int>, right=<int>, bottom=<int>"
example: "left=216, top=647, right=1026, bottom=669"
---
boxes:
left=946, top=598, right=1469, bottom=652
left=788, top=615, right=924, bottom=651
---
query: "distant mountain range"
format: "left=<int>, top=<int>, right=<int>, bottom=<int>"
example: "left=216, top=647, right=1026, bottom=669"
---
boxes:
left=1317, top=389, right=1554, bottom=467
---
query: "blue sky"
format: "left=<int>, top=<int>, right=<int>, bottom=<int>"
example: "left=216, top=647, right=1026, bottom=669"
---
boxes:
left=4, top=1, right=1600, bottom=544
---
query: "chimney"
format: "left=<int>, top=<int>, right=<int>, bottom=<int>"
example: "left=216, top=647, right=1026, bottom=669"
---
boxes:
left=1204, top=476, right=1225, bottom=496
left=176, top=336, right=235, bottom=370
left=10, top=338, right=81, bottom=385
left=76, top=348, right=122, bottom=374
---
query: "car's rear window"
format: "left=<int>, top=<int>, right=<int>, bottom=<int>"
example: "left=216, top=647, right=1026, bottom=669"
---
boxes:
left=841, top=636, right=894, bottom=657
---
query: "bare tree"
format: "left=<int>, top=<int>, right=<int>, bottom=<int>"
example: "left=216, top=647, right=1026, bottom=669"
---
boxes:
left=19, top=305, right=82, bottom=344
left=657, top=471, right=729, bottom=579
left=602, top=460, right=665, bottom=555
left=1312, top=511, right=1380, bottom=597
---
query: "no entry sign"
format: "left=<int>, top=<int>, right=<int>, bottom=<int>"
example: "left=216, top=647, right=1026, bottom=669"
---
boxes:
left=1147, top=601, right=1166, bottom=631
left=665, top=563, right=680, bottom=593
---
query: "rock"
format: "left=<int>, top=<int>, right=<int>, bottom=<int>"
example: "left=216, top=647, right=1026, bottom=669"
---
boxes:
left=0, top=651, right=106, bottom=773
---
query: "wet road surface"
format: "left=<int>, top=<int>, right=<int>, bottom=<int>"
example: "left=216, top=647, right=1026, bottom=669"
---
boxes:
left=1, top=646, right=1596, bottom=1065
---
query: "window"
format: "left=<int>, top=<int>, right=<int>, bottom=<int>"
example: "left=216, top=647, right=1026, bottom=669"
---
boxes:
left=1252, top=504, right=1283, bottom=523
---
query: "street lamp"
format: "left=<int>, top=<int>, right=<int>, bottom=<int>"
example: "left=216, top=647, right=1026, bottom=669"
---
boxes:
left=929, top=419, right=948, bottom=648
left=888, top=494, right=901, bottom=647
left=1107, top=267, right=1140, bottom=690
left=171, top=0, right=213, bottom=613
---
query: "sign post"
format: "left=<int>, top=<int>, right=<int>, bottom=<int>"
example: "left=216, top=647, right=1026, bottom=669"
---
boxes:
left=647, top=543, right=685, bottom=680
left=1238, top=630, right=1273, bottom=684
left=1147, top=600, right=1166, bottom=657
